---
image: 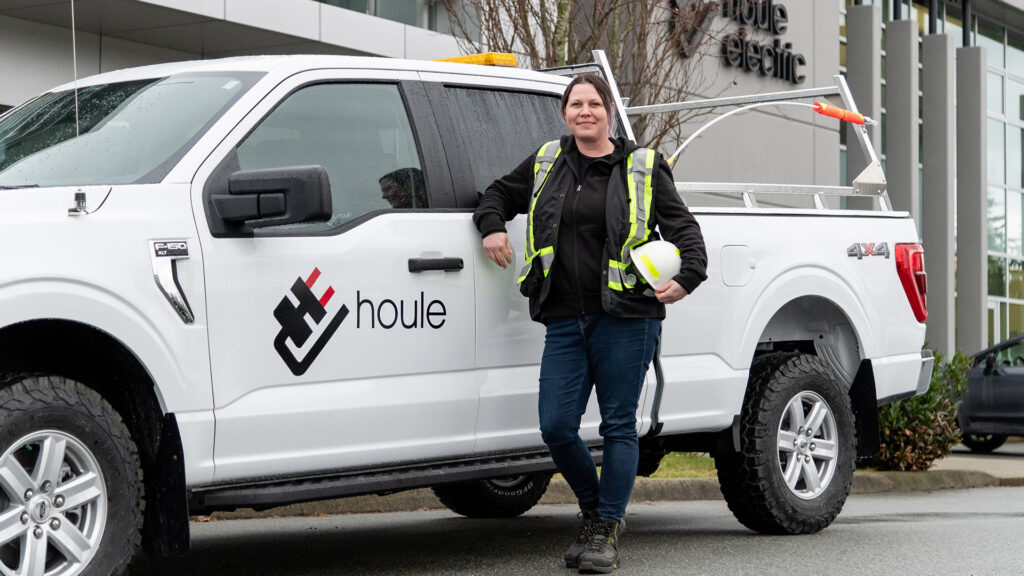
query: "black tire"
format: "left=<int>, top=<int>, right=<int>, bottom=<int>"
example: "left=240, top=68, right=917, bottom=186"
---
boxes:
left=0, top=375, right=143, bottom=576
left=715, top=353, right=856, bottom=535
left=432, top=472, right=552, bottom=518
left=961, top=433, right=1008, bottom=453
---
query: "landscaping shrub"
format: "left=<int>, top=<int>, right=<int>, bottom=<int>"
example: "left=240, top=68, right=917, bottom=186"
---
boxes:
left=871, top=350, right=970, bottom=471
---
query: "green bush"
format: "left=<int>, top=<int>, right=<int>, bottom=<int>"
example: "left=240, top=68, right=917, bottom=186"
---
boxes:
left=871, top=350, right=970, bottom=471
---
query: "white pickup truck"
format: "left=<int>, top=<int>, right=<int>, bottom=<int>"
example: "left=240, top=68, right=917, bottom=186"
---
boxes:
left=0, top=53, right=932, bottom=575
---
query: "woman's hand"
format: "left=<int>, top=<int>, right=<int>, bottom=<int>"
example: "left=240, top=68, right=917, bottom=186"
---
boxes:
left=655, top=280, right=689, bottom=304
left=483, top=232, right=513, bottom=269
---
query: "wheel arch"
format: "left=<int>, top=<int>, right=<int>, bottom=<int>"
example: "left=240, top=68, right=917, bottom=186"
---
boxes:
left=756, top=295, right=863, bottom=387
left=0, top=319, right=189, bottom=556
left=749, top=296, right=879, bottom=459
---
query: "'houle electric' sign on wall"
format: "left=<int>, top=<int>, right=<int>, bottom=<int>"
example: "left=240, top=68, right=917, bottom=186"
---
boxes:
left=673, top=0, right=807, bottom=84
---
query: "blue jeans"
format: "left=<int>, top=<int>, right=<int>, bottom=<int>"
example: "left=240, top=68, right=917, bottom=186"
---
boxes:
left=538, top=314, right=661, bottom=523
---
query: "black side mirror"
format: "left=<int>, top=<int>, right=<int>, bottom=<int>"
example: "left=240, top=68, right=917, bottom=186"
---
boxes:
left=984, top=353, right=996, bottom=375
left=213, top=165, right=332, bottom=229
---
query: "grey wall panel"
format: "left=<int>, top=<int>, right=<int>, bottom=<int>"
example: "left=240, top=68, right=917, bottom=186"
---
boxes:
left=845, top=4, right=881, bottom=210
left=885, top=19, right=920, bottom=224
left=957, top=46, right=989, bottom=355
left=922, top=33, right=956, bottom=358
left=668, top=0, right=839, bottom=192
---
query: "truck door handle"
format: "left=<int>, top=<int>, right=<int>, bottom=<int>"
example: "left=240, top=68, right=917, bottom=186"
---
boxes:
left=408, top=257, right=464, bottom=273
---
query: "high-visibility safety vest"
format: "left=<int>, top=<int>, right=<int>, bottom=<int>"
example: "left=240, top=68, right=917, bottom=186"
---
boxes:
left=517, top=140, right=657, bottom=291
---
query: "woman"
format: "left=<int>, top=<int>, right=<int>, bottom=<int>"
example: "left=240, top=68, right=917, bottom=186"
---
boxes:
left=473, top=75, right=707, bottom=573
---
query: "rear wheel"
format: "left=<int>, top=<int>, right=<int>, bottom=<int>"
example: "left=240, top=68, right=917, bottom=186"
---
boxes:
left=432, top=472, right=552, bottom=518
left=715, top=353, right=856, bottom=534
left=0, top=375, right=143, bottom=576
left=961, top=433, right=1008, bottom=453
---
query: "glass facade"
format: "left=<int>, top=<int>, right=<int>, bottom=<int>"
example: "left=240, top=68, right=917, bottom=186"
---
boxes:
left=985, top=13, right=1024, bottom=345
left=844, top=1, right=1024, bottom=347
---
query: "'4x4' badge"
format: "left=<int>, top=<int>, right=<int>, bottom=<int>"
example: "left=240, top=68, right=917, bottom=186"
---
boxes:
left=273, top=268, right=348, bottom=376
left=847, top=242, right=890, bottom=259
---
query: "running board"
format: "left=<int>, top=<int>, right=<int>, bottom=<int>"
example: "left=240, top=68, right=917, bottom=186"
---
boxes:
left=190, top=447, right=603, bottom=513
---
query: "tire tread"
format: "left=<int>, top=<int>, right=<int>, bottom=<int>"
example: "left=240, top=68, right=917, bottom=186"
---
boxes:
left=0, top=375, right=144, bottom=576
left=432, top=473, right=552, bottom=518
left=715, top=353, right=856, bottom=535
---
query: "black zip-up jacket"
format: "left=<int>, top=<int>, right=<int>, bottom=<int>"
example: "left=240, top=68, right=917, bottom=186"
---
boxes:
left=474, top=135, right=707, bottom=323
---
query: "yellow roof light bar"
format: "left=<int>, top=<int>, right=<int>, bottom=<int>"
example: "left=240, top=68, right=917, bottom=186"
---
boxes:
left=436, top=52, right=517, bottom=67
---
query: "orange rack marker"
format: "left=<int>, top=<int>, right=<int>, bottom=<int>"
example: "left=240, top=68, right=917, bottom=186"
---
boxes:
left=813, top=101, right=873, bottom=125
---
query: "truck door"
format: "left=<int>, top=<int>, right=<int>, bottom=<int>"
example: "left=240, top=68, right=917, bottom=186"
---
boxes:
left=192, top=70, right=478, bottom=482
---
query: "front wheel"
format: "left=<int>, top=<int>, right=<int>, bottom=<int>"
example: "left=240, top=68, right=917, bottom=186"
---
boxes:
left=0, top=375, right=143, bottom=576
left=961, top=433, right=1008, bottom=453
left=715, top=353, right=856, bottom=534
left=432, top=472, right=552, bottom=518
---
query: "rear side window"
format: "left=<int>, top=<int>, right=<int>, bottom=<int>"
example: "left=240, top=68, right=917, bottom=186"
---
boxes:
left=445, top=87, right=565, bottom=193
left=235, top=83, right=426, bottom=233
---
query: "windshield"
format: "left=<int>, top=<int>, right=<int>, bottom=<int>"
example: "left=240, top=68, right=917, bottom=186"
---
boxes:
left=0, top=72, right=263, bottom=188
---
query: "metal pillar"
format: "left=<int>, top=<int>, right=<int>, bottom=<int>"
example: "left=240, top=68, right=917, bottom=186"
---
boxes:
left=956, top=46, right=988, bottom=354
left=964, top=0, right=973, bottom=47
left=845, top=4, right=882, bottom=210
left=886, top=19, right=919, bottom=223
left=922, top=33, right=956, bottom=357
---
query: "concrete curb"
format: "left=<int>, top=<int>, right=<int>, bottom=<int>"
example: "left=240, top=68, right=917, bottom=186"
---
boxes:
left=206, top=470, right=1018, bottom=521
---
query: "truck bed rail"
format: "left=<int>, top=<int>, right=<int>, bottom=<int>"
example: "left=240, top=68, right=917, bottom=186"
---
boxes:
left=676, top=182, right=889, bottom=210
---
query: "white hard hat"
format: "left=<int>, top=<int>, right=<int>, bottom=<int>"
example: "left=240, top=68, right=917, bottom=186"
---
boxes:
left=630, top=241, right=681, bottom=289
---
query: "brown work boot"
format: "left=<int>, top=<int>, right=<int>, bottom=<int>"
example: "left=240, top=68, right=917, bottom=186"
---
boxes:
left=576, top=520, right=622, bottom=574
left=564, top=508, right=599, bottom=568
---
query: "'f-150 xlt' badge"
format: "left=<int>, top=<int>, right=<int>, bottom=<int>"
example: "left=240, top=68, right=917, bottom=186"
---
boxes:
left=273, top=267, right=348, bottom=376
left=847, top=242, right=890, bottom=259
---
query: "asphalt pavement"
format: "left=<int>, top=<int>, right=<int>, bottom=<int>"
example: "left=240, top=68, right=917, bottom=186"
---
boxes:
left=140, top=487, right=1024, bottom=575
left=207, top=439, right=1024, bottom=521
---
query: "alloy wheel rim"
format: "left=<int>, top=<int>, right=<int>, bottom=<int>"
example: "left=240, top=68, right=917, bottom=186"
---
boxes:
left=0, top=430, right=107, bottom=576
left=776, top=391, right=839, bottom=500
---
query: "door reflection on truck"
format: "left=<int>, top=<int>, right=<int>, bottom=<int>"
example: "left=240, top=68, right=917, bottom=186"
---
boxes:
left=273, top=267, right=348, bottom=376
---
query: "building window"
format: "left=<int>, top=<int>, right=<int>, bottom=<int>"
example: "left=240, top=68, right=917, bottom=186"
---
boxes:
left=316, top=0, right=430, bottom=29
left=981, top=5, right=1024, bottom=341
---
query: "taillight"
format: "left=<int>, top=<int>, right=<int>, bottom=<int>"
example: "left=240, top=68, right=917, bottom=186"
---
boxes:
left=895, top=243, right=927, bottom=322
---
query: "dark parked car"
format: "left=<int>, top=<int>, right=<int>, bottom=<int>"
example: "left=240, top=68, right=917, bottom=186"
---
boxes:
left=959, top=335, right=1024, bottom=452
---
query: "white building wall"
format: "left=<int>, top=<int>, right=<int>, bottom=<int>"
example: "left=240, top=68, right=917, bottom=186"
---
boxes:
left=0, top=0, right=461, bottom=109
left=0, top=15, right=195, bottom=108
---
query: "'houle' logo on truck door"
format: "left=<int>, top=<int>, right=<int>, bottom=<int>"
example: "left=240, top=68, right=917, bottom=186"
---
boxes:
left=273, top=267, right=348, bottom=376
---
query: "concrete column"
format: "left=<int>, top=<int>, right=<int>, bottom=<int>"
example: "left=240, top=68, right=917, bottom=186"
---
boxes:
left=886, top=19, right=920, bottom=223
left=845, top=5, right=882, bottom=210
left=922, top=34, right=956, bottom=358
left=957, top=46, right=988, bottom=354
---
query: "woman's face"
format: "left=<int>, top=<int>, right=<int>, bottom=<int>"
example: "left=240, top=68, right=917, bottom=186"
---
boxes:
left=563, top=82, right=610, bottom=145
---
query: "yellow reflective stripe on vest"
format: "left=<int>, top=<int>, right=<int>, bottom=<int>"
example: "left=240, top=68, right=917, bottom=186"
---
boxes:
left=607, top=259, right=633, bottom=290
left=621, top=148, right=656, bottom=264
left=518, top=246, right=554, bottom=283
left=609, top=148, right=656, bottom=291
left=519, top=140, right=561, bottom=285
left=532, top=141, right=561, bottom=198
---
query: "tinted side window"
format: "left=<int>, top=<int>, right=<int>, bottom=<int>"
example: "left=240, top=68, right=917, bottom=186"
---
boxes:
left=445, top=88, right=565, bottom=193
left=996, top=340, right=1024, bottom=365
left=236, top=83, right=426, bottom=233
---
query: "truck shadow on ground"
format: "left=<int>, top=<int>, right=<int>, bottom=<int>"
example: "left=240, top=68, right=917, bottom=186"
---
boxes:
left=127, top=513, right=754, bottom=575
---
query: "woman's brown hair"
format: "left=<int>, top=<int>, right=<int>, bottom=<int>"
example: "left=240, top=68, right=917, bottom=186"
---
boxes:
left=560, top=74, right=615, bottom=119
